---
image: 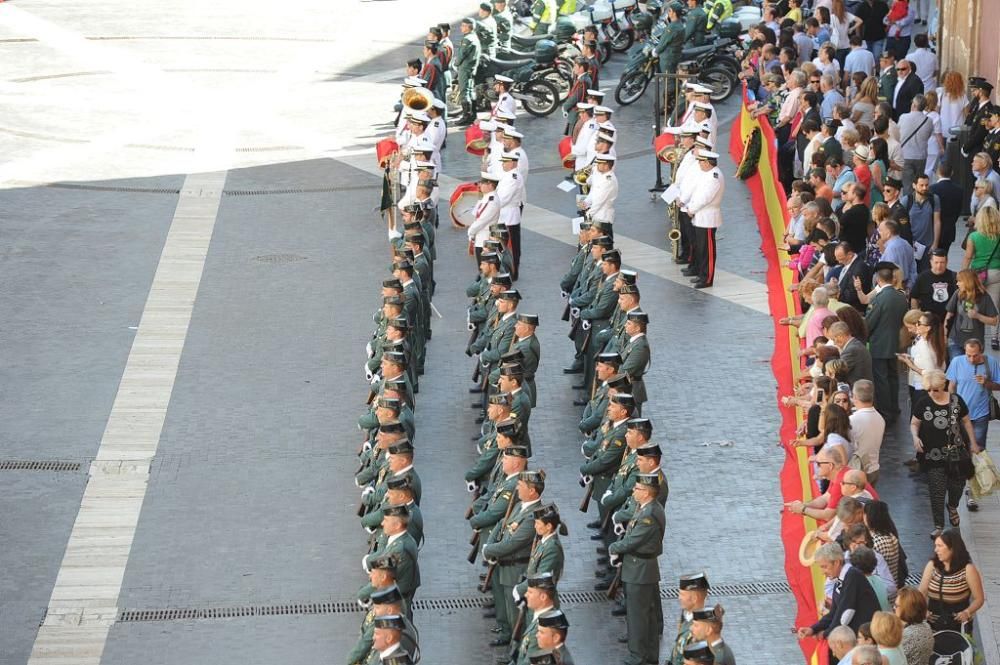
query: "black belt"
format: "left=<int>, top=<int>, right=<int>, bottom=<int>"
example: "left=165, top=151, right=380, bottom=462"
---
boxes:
left=499, top=557, right=530, bottom=566
left=628, top=552, right=659, bottom=560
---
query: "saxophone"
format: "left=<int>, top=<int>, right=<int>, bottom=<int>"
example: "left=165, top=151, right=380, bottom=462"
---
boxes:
left=666, top=147, right=686, bottom=259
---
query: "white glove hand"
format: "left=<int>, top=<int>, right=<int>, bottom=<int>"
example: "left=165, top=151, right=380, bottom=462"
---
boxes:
left=354, top=477, right=363, bottom=488
left=609, top=553, right=622, bottom=568
left=562, top=109, right=569, bottom=118
left=486, top=557, right=498, bottom=565
left=362, top=554, right=371, bottom=573
left=614, top=522, right=626, bottom=536
left=365, top=341, right=373, bottom=358
left=468, top=233, right=475, bottom=242
left=370, top=373, right=380, bottom=386
left=571, top=307, right=580, bottom=317
left=467, top=481, right=478, bottom=493
left=361, top=486, right=375, bottom=498
left=511, top=586, right=521, bottom=603
left=560, top=290, right=568, bottom=298
left=388, top=228, right=402, bottom=240
left=601, top=489, right=612, bottom=505
left=579, top=473, right=592, bottom=486
left=357, top=598, right=372, bottom=609
left=361, top=440, right=372, bottom=453
left=365, top=367, right=374, bottom=382
left=582, top=320, right=591, bottom=330
left=364, top=526, right=375, bottom=534
left=580, top=442, right=588, bottom=456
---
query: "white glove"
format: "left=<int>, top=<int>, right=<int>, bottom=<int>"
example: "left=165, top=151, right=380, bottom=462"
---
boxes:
left=511, top=586, right=521, bottom=602
left=365, top=367, right=374, bottom=382
left=467, top=481, right=478, bottom=493
left=365, top=341, right=373, bottom=358
left=582, top=320, right=591, bottom=330
left=362, top=554, right=371, bottom=573
left=579, top=473, right=592, bottom=486
left=370, top=374, right=380, bottom=387
left=486, top=557, right=498, bottom=565
left=614, top=522, right=626, bottom=536
left=361, top=440, right=372, bottom=453
left=364, top=526, right=375, bottom=534
left=601, top=489, right=612, bottom=505
left=560, top=290, right=568, bottom=298
left=354, top=477, right=363, bottom=488
left=388, top=228, right=402, bottom=240
left=357, top=598, right=372, bottom=609
left=571, top=307, right=580, bottom=317
left=562, top=109, right=569, bottom=118
left=468, top=232, right=475, bottom=242
left=609, top=553, right=622, bottom=568
left=361, top=486, right=375, bottom=498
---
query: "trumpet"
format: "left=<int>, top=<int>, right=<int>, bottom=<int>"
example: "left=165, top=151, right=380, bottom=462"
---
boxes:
left=573, top=164, right=593, bottom=186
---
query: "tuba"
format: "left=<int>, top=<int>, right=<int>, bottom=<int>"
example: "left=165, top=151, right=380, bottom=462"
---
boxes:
left=573, top=164, right=593, bottom=186
left=402, top=87, right=435, bottom=113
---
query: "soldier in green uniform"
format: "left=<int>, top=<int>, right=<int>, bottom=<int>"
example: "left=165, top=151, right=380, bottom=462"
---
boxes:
left=407, top=233, right=434, bottom=301
left=691, top=606, right=736, bottom=665
left=560, top=221, right=594, bottom=301
left=595, top=272, right=638, bottom=356
left=476, top=2, right=499, bottom=57
left=512, top=573, right=558, bottom=665
left=392, top=260, right=427, bottom=378
left=351, top=556, right=398, bottom=661
left=350, top=585, right=419, bottom=665
left=467, top=409, right=517, bottom=489
left=669, top=573, right=711, bottom=665
left=578, top=248, right=621, bottom=398
left=477, top=289, right=520, bottom=385
left=598, top=419, right=652, bottom=539
left=365, top=615, right=413, bottom=665
left=489, top=314, right=540, bottom=406
left=656, top=3, right=686, bottom=78
left=493, top=0, right=513, bottom=51
left=364, top=505, right=421, bottom=608
left=877, top=52, right=897, bottom=105
left=681, top=641, right=715, bottom=664
left=482, top=466, right=546, bottom=647
left=535, top=609, right=574, bottom=664
left=619, top=310, right=651, bottom=412
left=453, top=17, right=483, bottom=126
left=577, top=352, right=622, bottom=426
left=514, top=503, right=567, bottom=600
left=581, top=373, right=631, bottom=460
left=684, top=0, right=708, bottom=45
left=362, top=475, right=423, bottom=548
left=608, top=473, right=666, bottom=665
left=365, top=297, right=406, bottom=381
left=498, top=363, right=532, bottom=451
left=565, top=235, right=613, bottom=373
left=356, top=422, right=405, bottom=491
left=580, top=393, right=634, bottom=536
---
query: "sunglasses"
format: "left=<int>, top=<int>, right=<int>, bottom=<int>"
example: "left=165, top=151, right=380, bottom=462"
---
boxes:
left=895, top=68, right=908, bottom=72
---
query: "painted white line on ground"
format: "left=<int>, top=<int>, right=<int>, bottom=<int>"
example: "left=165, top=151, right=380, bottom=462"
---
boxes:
left=26, top=171, right=226, bottom=665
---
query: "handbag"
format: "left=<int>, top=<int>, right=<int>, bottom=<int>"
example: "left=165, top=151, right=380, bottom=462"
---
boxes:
left=975, top=236, right=1000, bottom=285
left=945, top=395, right=976, bottom=480
left=974, top=363, right=1000, bottom=421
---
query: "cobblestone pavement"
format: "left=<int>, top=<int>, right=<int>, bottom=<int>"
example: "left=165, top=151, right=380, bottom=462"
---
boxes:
left=2, top=2, right=992, bottom=665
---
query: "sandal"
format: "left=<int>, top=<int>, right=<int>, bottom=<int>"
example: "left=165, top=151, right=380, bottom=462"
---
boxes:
left=949, top=507, right=961, bottom=526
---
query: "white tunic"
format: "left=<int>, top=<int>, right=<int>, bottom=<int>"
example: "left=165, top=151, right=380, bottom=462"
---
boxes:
left=584, top=170, right=618, bottom=224
left=492, top=92, right=517, bottom=118
left=467, top=193, right=501, bottom=247
left=572, top=119, right=598, bottom=171
left=686, top=166, right=725, bottom=229
left=496, top=170, right=524, bottom=227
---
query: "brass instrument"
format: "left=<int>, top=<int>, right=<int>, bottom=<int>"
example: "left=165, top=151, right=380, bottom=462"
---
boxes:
left=573, top=163, right=593, bottom=186
left=401, top=86, right=434, bottom=113
left=666, top=146, right=687, bottom=259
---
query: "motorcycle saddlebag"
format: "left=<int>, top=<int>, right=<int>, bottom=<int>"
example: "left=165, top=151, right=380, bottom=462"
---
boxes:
left=534, top=39, right=559, bottom=64
left=717, top=18, right=741, bottom=39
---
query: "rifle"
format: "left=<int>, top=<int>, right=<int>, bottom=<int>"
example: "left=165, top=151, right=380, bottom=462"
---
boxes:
left=576, top=325, right=592, bottom=359
left=506, top=533, right=540, bottom=661
left=561, top=299, right=571, bottom=322
left=467, top=530, right=481, bottom=563
left=579, top=479, right=595, bottom=513
left=606, top=563, right=623, bottom=600
left=479, top=496, right=518, bottom=593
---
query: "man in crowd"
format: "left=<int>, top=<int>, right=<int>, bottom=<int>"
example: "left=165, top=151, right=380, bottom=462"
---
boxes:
left=850, top=380, right=886, bottom=485
left=910, top=249, right=956, bottom=319
left=897, top=95, right=933, bottom=196
left=865, top=263, right=909, bottom=423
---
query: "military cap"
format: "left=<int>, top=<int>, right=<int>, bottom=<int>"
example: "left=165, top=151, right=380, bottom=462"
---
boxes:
left=504, top=128, right=524, bottom=140
left=376, top=397, right=401, bottom=411
left=500, top=151, right=521, bottom=162
left=381, top=654, right=413, bottom=665
left=479, top=171, right=501, bottom=183
left=527, top=571, right=557, bottom=590
left=480, top=119, right=498, bottom=132
left=668, top=0, right=684, bottom=12
left=479, top=1, right=492, bottom=10
left=370, top=585, right=403, bottom=606
left=610, top=393, right=636, bottom=410
left=382, top=503, right=410, bottom=518
left=405, top=233, right=425, bottom=245
left=373, top=614, right=406, bottom=630
left=596, top=132, right=617, bottom=144
left=500, top=349, right=525, bottom=363
left=691, top=607, right=721, bottom=622
left=594, top=152, right=618, bottom=164
left=875, top=260, right=899, bottom=272
left=607, top=373, right=632, bottom=389
left=695, top=135, right=714, bottom=148
left=392, top=258, right=413, bottom=271
left=597, top=122, right=616, bottom=134
left=519, top=469, right=546, bottom=488
left=586, top=89, right=606, bottom=98
left=498, top=288, right=522, bottom=301
left=533, top=502, right=561, bottom=523
left=602, top=248, right=622, bottom=264
left=626, top=309, right=649, bottom=324
left=401, top=202, right=421, bottom=214
left=368, top=555, right=397, bottom=570
left=627, top=417, right=653, bottom=435
left=578, top=219, right=593, bottom=230
left=696, top=149, right=720, bottom=161
left=635, top=472, right=661, bottom=488
left=636, top=443, right=663, bottom=457
left=388, top=317, right=409, bottom=330
left=403, top=219, right=422, bottom=229
left=577, top=101, right=594, bottom=110
left=383, top=351, right=407, bottom=366
left=379, top=420, right=405, bottom=433
left=387, top=439, right=414, bottom=455
left=596, top=352, right=623, bottom=366
left=592, top=220, right=614, bottom=234
left=460, top=16, right=477, bottom=26
left=499, top=362, right=524, bottom=377
left=382, top=278, right=403, bottom=289
left=386, top=475, right=413, bottom=491
left=620, top=268, right=638, bottom=284
left=537, top=608, right=569, bottom=629
left=496, top=418, right=521, bottom=436
left=495, top=112, right=516, bottom=124
left=495, top=73, right=514, bottom=84
left=685, top=82, right=713, bottom=94
left=970, top=77, right=994, bottom=93
left=383, top=294, right=404, bottom=306
left=480, top=251, right=501, bottom=266
left=679, top=572, right=710, bottom=590
left=682, top=641, right=715, bottom=663
left=402, top=76, right=427, bottom=88
left=517, top=313, right=540, bottom=326
left=489, top=391, right=512, bottom=405
left=693, top=100, right=713, bottom=113
left=989, top=105, right=1000, bottom=117
left=592, top=235, right=614, bottom=248
left=484, top=240, right=504, bottom=252
left=528, top=652, right=556, bottom=665
left=494, top=273, right=513, bottom=287
left=680, top=121, right=700, bottom=136
left=619, top=283, right=639, bottom=295
left=593, top=105, right=613, bottom=115
left=505, top=444, right=530, bottom=458
left=884, top=176, right=903, bottom=190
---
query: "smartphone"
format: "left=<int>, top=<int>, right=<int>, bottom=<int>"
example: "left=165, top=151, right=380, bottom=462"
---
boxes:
left=816, top=389, right=826, bottom=403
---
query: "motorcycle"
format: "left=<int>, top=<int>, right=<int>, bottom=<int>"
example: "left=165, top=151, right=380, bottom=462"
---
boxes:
left=613, top=37, right=737, bottom=106
left=468, top=50, right=562, bottom=116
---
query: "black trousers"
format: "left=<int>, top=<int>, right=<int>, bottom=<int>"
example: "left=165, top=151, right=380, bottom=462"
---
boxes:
left=678, top=210, right=694, bottom=262
left=692, top=226, right=717, bottom=285
left=474, top=245, right=483, bottom=268
left=872, top=357, right=901, bottom=420
left=926, top=466, right=965, bottom=529
left=509, top=223, right=521, bottom=278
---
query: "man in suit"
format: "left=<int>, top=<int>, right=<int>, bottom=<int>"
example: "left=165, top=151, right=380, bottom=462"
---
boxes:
left=931, top=162, right=965, bottom=254
left=831, top=242, right=872, bottom=312
left=891, top=59, right=923, bottom=121
left=797, top=543, right=879, bottom=639
left=865, top=263, right=910, bottom=423
left=608, top=473, right=666, bottom=665
left=830, top=321, right=874, bottom=386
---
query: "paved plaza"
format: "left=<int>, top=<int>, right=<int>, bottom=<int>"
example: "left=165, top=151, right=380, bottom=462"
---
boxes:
left=2, top=2, right=999, bottom=664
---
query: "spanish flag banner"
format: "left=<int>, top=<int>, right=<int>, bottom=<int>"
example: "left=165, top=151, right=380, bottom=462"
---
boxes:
left=728, top=88, right=828, bottom=665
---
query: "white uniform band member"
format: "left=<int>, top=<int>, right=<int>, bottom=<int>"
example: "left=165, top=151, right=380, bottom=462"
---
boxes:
left=691, top=102, right=717, bottom=147
left=571, top=103, right=598, bottom=170
left=396, top=76, right=427, bottom=143
left=486, top=123, right=507, bottom=176
left=583, top=153, right=618, bottom=225
left=501, top=128, right=529, bottom=203
left=426, top=99, right=448, bottom=153
left=492, top=75, right=517, bottom=118
left=496, top=151, right=525, bottom=278
left=682, top=149, right=724, bottom=289
left=468, top=172, right=502, bottom=261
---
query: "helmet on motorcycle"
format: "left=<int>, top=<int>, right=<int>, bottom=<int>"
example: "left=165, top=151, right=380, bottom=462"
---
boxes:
left=554, top=17, right=576, bottom=41
left=645, top=0, right=663, bottom=16
left=632, top=12, right=653, bottom=32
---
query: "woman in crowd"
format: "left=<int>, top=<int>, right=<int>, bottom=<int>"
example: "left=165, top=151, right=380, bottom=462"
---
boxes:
left=852, top=546, right=891, bottom=611
left=970, top=179, right=997, bottom=218
left=919, top=529, right=986, bottom=632
left=820, top=402, right=853, bottom=458
left=909, top=370, right=977, bottom=537
left=837, top=303, right=869, bottom=342
left=898, top=310, right=947, bottom=409
left=963, top=207, right=1000, bottom=349
left=922, top=90, right=945, bottom=180
left=944, top=269, right=999, bottom=358
left=866, top=202, right=890, bottom=266
left=868, top=138, right=889, bottom=205
left=870, top=611, right=907, bottom=665
left=851, top=77, right=879, bottom=128
left=864, top=500, right=903, bottom=589
left=829, top=0, right=861, bottom=64
left=894, top=587, right=935, bottom=665
left=936, top=71, right=967, bottom=139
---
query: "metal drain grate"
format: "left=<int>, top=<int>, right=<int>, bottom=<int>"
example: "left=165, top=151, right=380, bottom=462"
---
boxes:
left=0, top=460, right=82, bottom=472
left=252, top=254, right=307, bottom=264
left=46, top=182, right=182, bottom=195
left=234, top=146, right=303, bottom=153
left=223, top=184, right=380, bottom=196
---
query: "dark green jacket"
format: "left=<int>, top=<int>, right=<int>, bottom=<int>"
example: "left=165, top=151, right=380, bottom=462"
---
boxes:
left=608, top=499, right=665, bottom=584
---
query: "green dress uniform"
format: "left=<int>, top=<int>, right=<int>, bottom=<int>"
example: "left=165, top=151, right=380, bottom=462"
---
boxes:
left=553, top=644, right=575, bottom=664
left=560, top=242, right=591, bottom=294
left=454, top=27, right=482, bottom=111
left=620, top=333, right=650, bottom=406
left=348, top=602, right=420, bottom=665
left=513, top=605, right=554, bottom=665
left=489, top=333, right=541, bottom=406
left=608, top=498, right=666, bottom=665
left=877, top=66, right=897, bottom=104
left=600, top=449, right=639, bottom=517
left=578, top=270, right=619, bottom=391
left=479, top=312, right=517, bottom=374
left=369, top=532, right=421, bottom=603
left=711, top=639, right=737, bottom=665
left=469, top=473, right=517, bottom=534
left=670, top=615, right=695, bottom=665
left=684, top=5, right=708, bottom=45
left=655, top=19, right=685, bottom=76
left=482, top=499, right=539, bottom=643
left=494, top=6, right=513, bottom=51
left=362, top=499, right=424, bottom=548
left=613, top=467, right=668, bottom=524
left=465, top=430, right=501, bottom=484
left=476, top=14, right=498, bottom=57
left=514, top=533, right=565, bottom=598
left=579, top=419, right=627, bottom=521
left=578, top=380, right=610, bottom=434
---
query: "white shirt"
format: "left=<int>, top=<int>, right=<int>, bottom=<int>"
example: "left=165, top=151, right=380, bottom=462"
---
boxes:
left=572, top=119, right=598, bottom=170
left=686, top=166, right=725, bottom=228
left=583, top=169, right=618, bottom=223
left=512, top=146, right=530, bottom=203
left=496, top=169, right=524, bottom=227
left=909, top=48, right=937, bottom=92
left=493, top=92, right=517, bottom=118
left=849, top=406, right=886, bottom=474
left=426, top=117, right=447, bottom=152
left=468, top=192, right=501, bottom=247
left=386, top=531, right=405, bottom=547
